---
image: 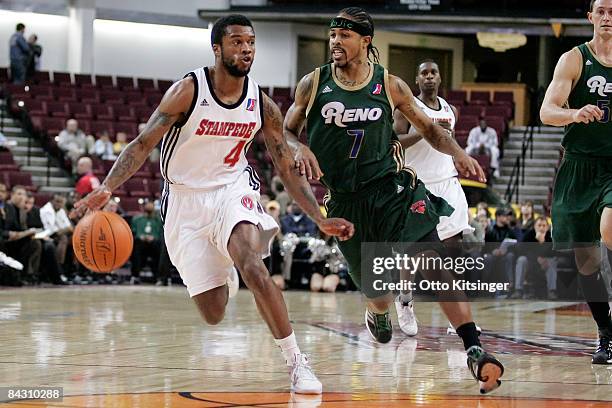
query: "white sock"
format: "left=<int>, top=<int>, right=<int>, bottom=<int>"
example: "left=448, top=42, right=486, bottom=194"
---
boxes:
left=398, top=291, right=413, bottom=304
left=274, top=331, right=301, bottom=365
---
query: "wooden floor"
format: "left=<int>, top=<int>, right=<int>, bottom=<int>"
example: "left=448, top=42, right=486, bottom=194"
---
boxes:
left=0, top=286, right=611, bottom=407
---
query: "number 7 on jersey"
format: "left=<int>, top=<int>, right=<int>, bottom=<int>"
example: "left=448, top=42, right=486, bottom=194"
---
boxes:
left=347, top=129, right=365, bottom=159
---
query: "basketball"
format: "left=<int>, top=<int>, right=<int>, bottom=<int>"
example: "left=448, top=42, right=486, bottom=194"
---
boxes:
left=72, top=211, right=133, bottom=273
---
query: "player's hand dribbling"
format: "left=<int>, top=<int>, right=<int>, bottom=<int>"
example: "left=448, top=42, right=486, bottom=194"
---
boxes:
left=294, top=143, right=324, bottom=181
left=572, top=105, right=603, bottom=124
left=317, top=218, right=355, bottom=241
left=74, top=185, right=113, bottom=215
left=454, top=151, right=487, bottom=183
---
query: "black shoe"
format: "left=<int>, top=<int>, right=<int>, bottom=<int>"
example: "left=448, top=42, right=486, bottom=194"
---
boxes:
left=365, top=309, right=392, bottom=343
left=467, top=345, right=504, bottom=394
left=592, top=330, right=612, bottom=364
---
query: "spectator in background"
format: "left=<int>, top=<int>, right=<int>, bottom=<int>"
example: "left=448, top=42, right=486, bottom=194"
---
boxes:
left=466, top=118, right=500, bottom=178
left=476, top=201, right=492, bottom=220
left=24, top=193, right=63, bottom=284
left=0, top=183, right=7, bottom=209
left=9, top=23, right=29, bottom=84
left=513, top=216, right=557, bottom=300
left=25, top=33, right=42, bottom=81
left=113, top=132, right=128, bottom=156
left=483, top=207, right=517, bottom=296
left=264, top=200, right=285, bottom=290
left=74, top=157, right=100, bottom=199
left=0, top=184, right=23, bottom=285
left=3, top=185, right=42, bottom=283
left=40, top=193, right=73, bottom=270
left=130, top=200, right=163, bottom=285
left=271, top=175, right=291, bottom=215
left=93, top=131, right=116, bottom=161
left=57, top=119, right=95, bottom=166
left=281, top=201, right=318, bottom=237
left=517, top=200, right=535, bottom=240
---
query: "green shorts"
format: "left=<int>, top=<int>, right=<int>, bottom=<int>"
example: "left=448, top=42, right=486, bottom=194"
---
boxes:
left=326, top=169, right=454, bottom=297
left=551, top=153, right=612, bottom=250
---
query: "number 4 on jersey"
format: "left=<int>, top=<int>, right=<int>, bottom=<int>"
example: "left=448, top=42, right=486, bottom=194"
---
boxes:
left=224, top=140, right=247, bottom=167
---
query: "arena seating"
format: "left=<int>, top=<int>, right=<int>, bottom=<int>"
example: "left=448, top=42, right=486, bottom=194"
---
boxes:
left=3, top=69, right=513, bottom=204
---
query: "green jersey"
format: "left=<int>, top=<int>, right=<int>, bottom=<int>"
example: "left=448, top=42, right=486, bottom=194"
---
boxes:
left=305, top=63, right=403, bottom=194
left=563, top=43, right=612, bottom=158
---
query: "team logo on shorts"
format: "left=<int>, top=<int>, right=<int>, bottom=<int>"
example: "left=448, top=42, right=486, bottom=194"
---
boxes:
left=241, top=196, right=254, bottom=210
left=410, top=200, right=426, bottom=214
left=372, top=83, right=382, bottom=95
left=246, top=98, right=256, bottom=111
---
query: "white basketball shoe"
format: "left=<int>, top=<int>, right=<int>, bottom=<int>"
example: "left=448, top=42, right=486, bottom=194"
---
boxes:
left=395, top=297, right=418, bottom=336
left=290, top=354, right=323, bottom=394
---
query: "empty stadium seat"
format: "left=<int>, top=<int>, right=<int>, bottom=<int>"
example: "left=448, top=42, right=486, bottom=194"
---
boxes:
left=74, top=73, right=95, bottom=88
left=125, top=178, right=150, bottom=197
left=470, top=91, right=490, bottom=105
left=52, top=72, right=72, bottom=86
left=0, top=152, right=19, bottom=171
left=95, top=75, right=114, bottom=89
left=157, top=80, right=173, bottom=93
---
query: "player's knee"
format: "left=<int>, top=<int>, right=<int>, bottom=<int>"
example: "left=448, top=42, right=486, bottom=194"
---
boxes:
left=240, top=259, right=269, bottom=294
left=201, top=305, right=225, bottom=325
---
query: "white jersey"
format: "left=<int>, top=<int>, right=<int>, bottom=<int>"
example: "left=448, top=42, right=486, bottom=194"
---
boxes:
left=160, top=66, right=263, bottom=190
left=404, top=96, right=457, bottom=184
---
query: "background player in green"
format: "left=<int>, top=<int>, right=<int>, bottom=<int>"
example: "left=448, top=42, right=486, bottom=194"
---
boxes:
left=284, top=6, right=504, bottom=393
left=540, top=0, right=612, bottom=364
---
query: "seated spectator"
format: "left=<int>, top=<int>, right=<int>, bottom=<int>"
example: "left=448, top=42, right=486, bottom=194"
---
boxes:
left=74, top=157, right=101, bottom=200
left=57, top=119, right=95, bottom=167
left=40, top=193, right=73, bottom=273
left=476, top=201, right=492, bottom=221
left=93, top=131, right=116, bottom=161
left=513, top=216, right=557, bottom=300
left=516, top=200, right=535, bottom=241
left=466, top=119, right=500, bottom=178
left=0, top=183, right=24, bottom=285
left=3, top=185, right=42, bottom=283
left=113, top=132, right=128, bottom=156
left=280, top=201, right=319, bottom=288
left=264, top=200, right=285, bottom=290
left=24, top=192, right=63, bottom=284
left=309, top=233, right=342, bottom=293
left=482, top=207, right=517, bottom=296
left=130, top=200, right=163, bottom=285
left=271, top=175, right=291, bottom=215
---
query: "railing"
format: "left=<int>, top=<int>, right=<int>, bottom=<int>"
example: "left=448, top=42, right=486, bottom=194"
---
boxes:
left=504, top=125, right=536, bottom=204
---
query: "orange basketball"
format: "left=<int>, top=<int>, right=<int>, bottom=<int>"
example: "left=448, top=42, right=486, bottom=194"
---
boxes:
left=72, top=211, right=134, bottom=273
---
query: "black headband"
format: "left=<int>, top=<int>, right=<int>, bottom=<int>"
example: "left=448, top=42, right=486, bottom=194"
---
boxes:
left=330, top=17, right=372, bottom=37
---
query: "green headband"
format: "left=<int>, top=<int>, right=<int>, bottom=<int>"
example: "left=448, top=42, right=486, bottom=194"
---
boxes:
left=330, top=17, right=372, bottom=37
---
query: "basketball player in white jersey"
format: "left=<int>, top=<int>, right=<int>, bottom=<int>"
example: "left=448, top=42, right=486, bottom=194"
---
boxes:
left=392, top=60, right=476, bottom=336
left=76, top=14, right=354, bottom=394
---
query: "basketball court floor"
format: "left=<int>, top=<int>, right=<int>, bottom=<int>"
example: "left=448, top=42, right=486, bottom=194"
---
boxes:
left=1, top=286, right=611, bottom=407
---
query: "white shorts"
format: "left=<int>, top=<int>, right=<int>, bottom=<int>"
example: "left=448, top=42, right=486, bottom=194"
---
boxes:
left=162, top=170, right=279, bottom=297
left=426, top=177, right=474, bottom=241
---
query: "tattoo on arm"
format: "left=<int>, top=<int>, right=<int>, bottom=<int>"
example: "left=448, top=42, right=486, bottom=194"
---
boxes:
left=263, top=96, right=322, bottom=222
left=104, top=110, right=173, bottom=190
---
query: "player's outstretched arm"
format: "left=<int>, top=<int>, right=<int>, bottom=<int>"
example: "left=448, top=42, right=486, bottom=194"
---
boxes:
left=389, top=75, right=486, bottom=182
left=540, top=48, right=603, bottom=126
left=283, top=72, right=323, bottom=180
left=262, top=94, right=354, bottom=240
left=75, top=77, right=194, bottom=211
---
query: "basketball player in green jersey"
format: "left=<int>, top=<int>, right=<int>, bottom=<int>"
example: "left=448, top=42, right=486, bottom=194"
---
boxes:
left=541, top=0, right=612, bottom=364
left=284, top=7, right=504, bottom=393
